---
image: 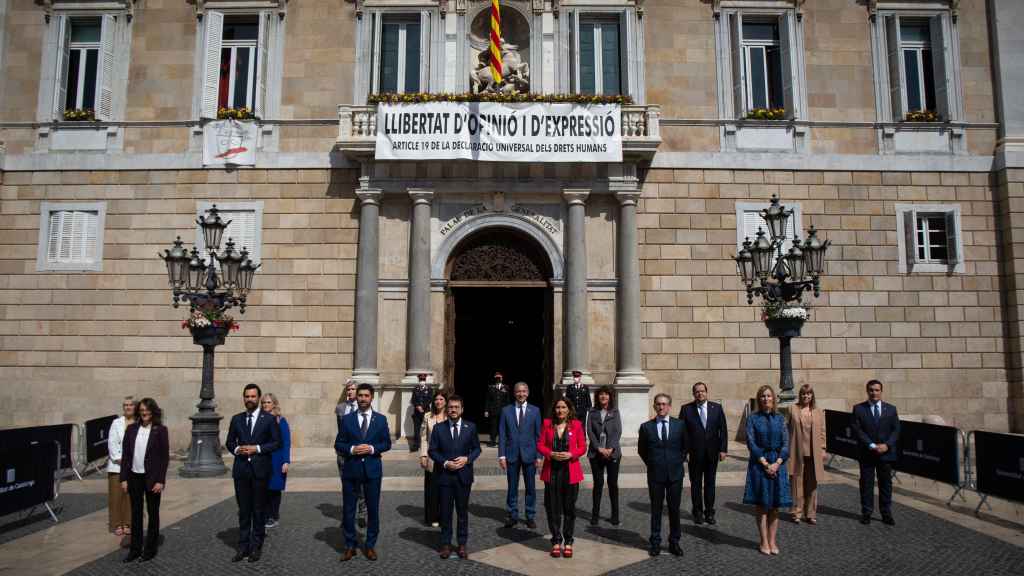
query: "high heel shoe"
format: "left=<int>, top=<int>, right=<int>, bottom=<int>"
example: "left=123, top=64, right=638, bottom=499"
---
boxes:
left=770, top=547, right=780, bottom=555
left=550, top=544, right=562, bottom=558
left=563, top=545, right=573, bottom=558
left=759, top=546, right=771, bottom=555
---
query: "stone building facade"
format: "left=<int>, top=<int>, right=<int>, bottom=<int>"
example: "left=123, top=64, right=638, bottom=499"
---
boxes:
left=0, top=0, right=1022, bottom=449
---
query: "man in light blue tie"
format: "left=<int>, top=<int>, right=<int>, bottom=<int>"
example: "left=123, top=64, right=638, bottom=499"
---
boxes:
left=679, top=382, right=728, bottom=525
left=851, top=379, right=900, bottom=526
left=638, top=393, right=688, bottom=557
left=498, top=382, right=542, bottom=529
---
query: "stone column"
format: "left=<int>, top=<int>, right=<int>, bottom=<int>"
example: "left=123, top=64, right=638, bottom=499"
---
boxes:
left=562, top=188, right=593, bottom=385
left=403, top=188, right=433, bottom=384
left=615, top=190, right=648, bottom=386
left=353, top=187, right=381, bottom=385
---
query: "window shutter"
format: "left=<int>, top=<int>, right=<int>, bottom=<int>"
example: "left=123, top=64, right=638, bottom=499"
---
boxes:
left=579, top=21, right=595, bottom=94
left=742, top=210, right=765, bottom=243
left=95, top=14, right=116, bottom=121
left=902, top=209, right=918, bottom=270
left=944, top=210, right=959, bottom=266
left=601, top=21, right=621, bottom=96
left=929, top=15, right=950, bottom=121
left=380, top=20, right=399, bottom=93
left=729, top=13, right=746, bottom=119
left=419, top=11, right=431, bottom=92
left=885, top=14, right=905, bottom=121
left=47, top=211, right=63, bottom=262
left=405, top=20, right=422, bottom=94
left=254, top=11, right=270, bottom=118
left=778, top=13, right=795, bottom=119
left=200, top=11, right=225, bottom=119
left=53, top=16, right=72, bottom=119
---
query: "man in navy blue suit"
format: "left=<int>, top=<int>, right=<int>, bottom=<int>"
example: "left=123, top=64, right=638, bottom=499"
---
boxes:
left=638, top=393, right=688, bottom=557
left=851, top=379, right=900, bottom=526
left=679, top=382, right=728, bottom=525
left=498, top=381, right=542, bottom=529
left=428, top=394, right=481, bottom=559
left=335, top=383, right=392, bottom=561
left=226, top=383, right=281, bottom=563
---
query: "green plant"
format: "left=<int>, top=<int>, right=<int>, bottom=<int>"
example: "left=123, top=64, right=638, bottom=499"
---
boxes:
left=905, top=109, right=940, bottom=122
left=745, top=108, right=786, bottom=121
left=63, top=108, right=96, bottom=121
left=367, top=92, right=634, bottom=105
left=217, top=107, right=255, bottom=120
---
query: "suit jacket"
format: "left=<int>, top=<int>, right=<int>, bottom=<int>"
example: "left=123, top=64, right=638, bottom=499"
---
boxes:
left=119, top=423, right=169, bottom=490
left=427, top=419, right=482, bottom=486
left=851, top=401, right=900, bottom=463
left=638, top=417, right=688, bottom=484
left=334, top=410, right=392, bottom=479
left=679, top=401, right=728, bottom=460
left=498, top=403, right=541, bottom=464
left=786, top=406, right=826, bottom=480
left=586, top=408, right=622, bottom=460
left=226, top=410, right=282, bottom=480
left=538, top=419, right=587, bottom=484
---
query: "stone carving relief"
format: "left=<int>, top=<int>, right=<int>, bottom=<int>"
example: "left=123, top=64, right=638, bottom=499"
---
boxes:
left=449, top=235, right=547, bottom=281
left=468, top=4, right=531, bottom=93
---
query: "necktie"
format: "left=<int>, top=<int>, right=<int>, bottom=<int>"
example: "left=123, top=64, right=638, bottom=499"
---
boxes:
left=873, top=404, right=880, bottom=421
left=361, top=413, right=369, bottom=437
left=660, top=420, right=667, bottom=442
left=454, top=422, right=460, bottom=441
left=699, top=404, right=707, bottom=428
left=246, top=413, right=253, bottom=436
left=518, top=406, right=524, bottom=428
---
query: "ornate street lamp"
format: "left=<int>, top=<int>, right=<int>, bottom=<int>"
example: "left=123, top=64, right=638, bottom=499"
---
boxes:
left=734, top=195, right=830, bottom=402
left=159, top=205, right=260, bottom=477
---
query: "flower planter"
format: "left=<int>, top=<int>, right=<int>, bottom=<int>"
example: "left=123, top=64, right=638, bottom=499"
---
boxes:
left=765, top=317, right=804, bottom=339
left=190, top=324, right=230, bottom=347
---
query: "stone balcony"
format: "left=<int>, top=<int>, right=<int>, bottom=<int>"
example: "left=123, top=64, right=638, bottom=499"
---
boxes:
left=336, top=103, right=662, bottom=161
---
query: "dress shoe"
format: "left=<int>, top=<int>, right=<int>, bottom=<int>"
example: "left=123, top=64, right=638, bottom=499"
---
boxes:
left=341, top=548, right=357, bottom=562
left=669, top=543, right=684, bottom=557
left=525, top=519, right=537, bottom=530
left=589, top=515, right=599, bottom=526
left=457, top=545, right=468, bottom=559
left=609, top=516, right=621, bottom=526
left=693, top=514, right=704, bottom=525
left=705, top=515, right=716, bottom=525
left=140, top=551, right=156, bottom=563
left=248, top=547, right=262, bottom=562
left=364, top=547, right=378, bottom=561
left=882, top=515, right=895, bottom=526
left=231, top=550, right=247, bottom=563
left=503, top=515, right=516, bottom=528
left=859, top=514, right=871, bottom=525
left=439, top=545, right=452, bottom=559
left=648, top=545, right=661, bottom=557
left=122, top=552, right=141, bottom=563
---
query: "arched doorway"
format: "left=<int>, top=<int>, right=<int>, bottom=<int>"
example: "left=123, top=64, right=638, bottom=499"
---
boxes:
left=444, top=227, right=554, bottom=427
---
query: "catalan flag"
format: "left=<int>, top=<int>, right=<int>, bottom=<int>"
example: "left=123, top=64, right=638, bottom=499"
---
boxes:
left=489, top=0, right=503, bottom=84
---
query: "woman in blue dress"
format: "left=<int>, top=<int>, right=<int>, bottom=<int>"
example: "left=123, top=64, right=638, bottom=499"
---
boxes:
left=261, top=393, right=291, bottom=529
left=743, top=385, right=791, bottom=555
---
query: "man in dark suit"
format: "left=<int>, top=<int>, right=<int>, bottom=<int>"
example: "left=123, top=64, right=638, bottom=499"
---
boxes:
left=851, top=379, right=900, bottom=526
left=484, top=372, right=509, bottom=447
left=678, top=381, right=728, bottom=525
left=498, top=381, right=542, bottom=529
left=428, top=394, right=482, bottom=559
left=225, top=383, right=282, bottom=563
left=335, top=383, right=392, bottom=561
left=638, top=393, right=687, bottom=557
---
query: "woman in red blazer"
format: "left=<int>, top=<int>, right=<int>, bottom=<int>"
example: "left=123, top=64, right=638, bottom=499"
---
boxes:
left=537, top=396, right=587, bottom=559
left=119, top=398, right=169, bottom=564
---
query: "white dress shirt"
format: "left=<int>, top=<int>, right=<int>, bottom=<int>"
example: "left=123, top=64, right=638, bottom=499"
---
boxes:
left=235, top=408, right=263, bottom=456
left=132, top=424, right=151, bottom=474
left=107, top=416, right=128, bottom=474
left=349, top=410, right=376, bottom=455
left=657, top=417, right=671, bottom=441
left=868, top=401, right=882, bottom=450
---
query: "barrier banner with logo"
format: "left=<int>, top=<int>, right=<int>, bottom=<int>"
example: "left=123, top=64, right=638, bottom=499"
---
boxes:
left=0, top=424, right=74, bottom=471
left=203, top=119, right=257, bottom=166
left=84, top=415, right=117, bottom=464
left=824, top=409, right=860, bottom=460
left=974, top=430, right=1024, bottom=504
left=374, top=102, right=622, bottom=163
left=0, top=442, right=58, bottom=516
left=894, top=420, right=960, bottom=485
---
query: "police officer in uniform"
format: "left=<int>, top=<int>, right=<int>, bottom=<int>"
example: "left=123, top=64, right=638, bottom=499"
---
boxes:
left=484, top=372, right=509, bottom=447
left=565, top=371, right=592, bottom=426
left=410, top=373, right=434, bottom=452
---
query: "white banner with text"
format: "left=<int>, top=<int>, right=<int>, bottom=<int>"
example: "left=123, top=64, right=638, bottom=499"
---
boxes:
left=374, top=102, right=622, bottom=162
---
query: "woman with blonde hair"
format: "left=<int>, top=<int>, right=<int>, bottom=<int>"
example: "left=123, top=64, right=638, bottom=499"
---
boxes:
left=107, top=396, right=136, bottom=538
left=786, top=384, right=826, bottom=524
left=742, top=385, right=791, bottom=555
left=261, top=393, right=291, bottom=528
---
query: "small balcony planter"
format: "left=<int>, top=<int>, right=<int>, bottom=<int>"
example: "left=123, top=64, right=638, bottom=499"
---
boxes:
left=62, top=108, right=97, bottom=122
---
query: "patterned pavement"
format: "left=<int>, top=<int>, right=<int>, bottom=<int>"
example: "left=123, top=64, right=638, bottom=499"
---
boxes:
left=63, top=484, right=1024, bottom=576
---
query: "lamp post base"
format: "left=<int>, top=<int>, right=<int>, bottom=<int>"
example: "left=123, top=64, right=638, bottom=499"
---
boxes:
left=765, top=318, right=804, bottom=405
left=180, top=410, right=227, bottom=477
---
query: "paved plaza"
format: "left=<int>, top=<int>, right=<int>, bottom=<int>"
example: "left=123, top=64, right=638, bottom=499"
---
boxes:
left=0, top=448, right=1022, bottom=575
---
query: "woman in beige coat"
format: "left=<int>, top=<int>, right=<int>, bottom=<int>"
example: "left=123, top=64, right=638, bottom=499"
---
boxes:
left=419, top=390, right=447, bottom=527
left=786, top=384, right=826, bottom=523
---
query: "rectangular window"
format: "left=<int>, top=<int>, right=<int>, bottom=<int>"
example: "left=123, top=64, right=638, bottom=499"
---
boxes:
left=725, top=11, right=799, bottom=120
left=900, top=19, right=936, bottom=113
left=379, top=17, right=421, bottom=94
left=196, top=202, right=264, bottom=265
left=883, top=12, right=955, bottom=122
left=742, top=20, right=783, bottom=111
left=578, top=18, right=621, bottom=96
left=218, top=17, right=259, bottom=110
left=37, top=202, right=107, bottom=272
left=896, top=204, right=962, bottom=273
left=65, top=19, right=100, bottom=112
left=735, top=201, right=803, bottom=251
